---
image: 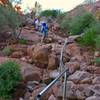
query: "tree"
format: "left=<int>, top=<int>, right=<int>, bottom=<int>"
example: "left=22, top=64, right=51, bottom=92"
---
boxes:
left=0, top=2, right=22, bottom=38
left=40, top=9, right=61, bottom=18
left=31, top=1, right=42, bottom=19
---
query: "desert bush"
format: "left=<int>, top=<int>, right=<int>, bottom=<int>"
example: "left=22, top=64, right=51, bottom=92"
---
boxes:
left=0, top=3, right=22, bottom=38
left=95, top=35, right=100, bottom=49
left=2, top=46, right=13, bottom=56
left=40, top=9, right=61, bottom=18
left=80, top=22, right=100, bottom=46
left=94, top=57, right=100, bottom=65
left=80, top=27, right=97, bottom=46
left=0, top=60, right=22, bottom=99
left=60, top=14, right=72, bottom=32
left=69, top=12, right=96, bottom=35
left=19, top=38, right=28, bottom=44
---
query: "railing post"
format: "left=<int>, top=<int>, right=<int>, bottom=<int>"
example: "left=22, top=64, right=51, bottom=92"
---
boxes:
left=63, top=71, right=67, bottom=100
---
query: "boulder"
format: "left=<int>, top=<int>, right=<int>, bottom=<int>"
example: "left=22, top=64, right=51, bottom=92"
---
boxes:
left=86, top=96, right=100, bottom=100
left=92, top=76, right=100, bottom=84
left=82, top=51, right=93, bottom=64
left=10, top=51, right=24, bottom=58
left=27, top=45, right=35, bottom=57
left=32, top=45, right=52, bottom=68
left=0, top=57, right=9, bottom=64
left=68, top=71, right=92, bottom=84
left=48, top=95, right=56, bottom=100
left=19, top=61, right=42, bottom=82
left=48, top=53, right=59, bottom=70
left=10, top=44, right=27, bottom=53
left=65, top=43, right=81, bottom=57
left=70, top=55, right=84, bottom=63
left=89, top=85, right=100, bottom=95
left=44, top=37, right=55, bottom=43
left=49, top=70, right=60, bottom=78
left=57, top=81, right=76, bottom=99
left=65, top=61, right=80, bottom=73
left=94, top=67, right=100, bottom=74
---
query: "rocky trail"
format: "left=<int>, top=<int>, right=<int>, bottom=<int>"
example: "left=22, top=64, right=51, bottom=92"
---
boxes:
left=0, top=25, right=100, bottom=100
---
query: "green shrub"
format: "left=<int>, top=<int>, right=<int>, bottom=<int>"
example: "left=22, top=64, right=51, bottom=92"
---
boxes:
left=60, top=15, right=72, bottom=31
left=2, top=46, right=13, bottom=56
left=19, top=38, right=28, bottom=44
left=69, top=12, right=96, bottom=35
left=80, top=22, right=100, bottom=46
left=0, top=3, right=22, bottom=37
left=80, top=27, right=97, bottom=46
left=95, top=35, right=100, bottom=49
left=94, top=57, right=100, bottom=64
left=40, top=9, right=61, bottom=18
left=0, top=60, right=22, bottom=99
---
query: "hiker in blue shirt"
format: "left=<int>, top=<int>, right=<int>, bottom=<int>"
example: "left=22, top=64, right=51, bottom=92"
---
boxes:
left=41, top=22, right=49, bottom=42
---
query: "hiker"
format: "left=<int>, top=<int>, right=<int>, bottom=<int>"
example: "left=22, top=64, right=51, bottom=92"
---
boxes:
left=33, top=17, right=40, bottom=31
left=40, top=21, right=49, bottom=43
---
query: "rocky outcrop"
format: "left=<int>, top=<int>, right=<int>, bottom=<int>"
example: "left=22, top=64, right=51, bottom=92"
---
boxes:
left=32, top=44, right=52, bottom=68
left=68, top=71, right=92, bottom=84
left=65, top=61, right=80, bottom=73
left=48, top=53, right=59, bottom=70
left=65, top=43, right=81, bottom=57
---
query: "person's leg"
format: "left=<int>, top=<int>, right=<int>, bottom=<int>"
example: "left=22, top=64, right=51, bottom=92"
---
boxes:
left=41, top=29, right=45, bottom=43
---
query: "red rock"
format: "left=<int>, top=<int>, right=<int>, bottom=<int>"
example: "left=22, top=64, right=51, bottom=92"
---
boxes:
left=10, top=44, right=27, bottom=53
left=68, top=71, right=92, bottom=84
left=65, top=61, right=80, bottom=73
left=48, top=54, right=58, bottom=70
left=32, top=45, right=52, bottom=68
left=70, top=55, right=84, bottom=63
left=94, top=67, right=100, bottom=74
left=86, top=96, right=100, bottom=100
left=80, top=77, right=92, bottom=84
left=0, top=57, right=9, bottom=64
left=82, top=51, right=92, bottom=64
left=48, top=95, right=56, bottom=100
left=92, top=76, right=100, bottom=84
left=65, top=43, right=81, bottom=57
left=20, top=61, right=42, bottom=82
left=10, top=51, right=24, bottom=58
left=27, top=45, right=35, bottom=57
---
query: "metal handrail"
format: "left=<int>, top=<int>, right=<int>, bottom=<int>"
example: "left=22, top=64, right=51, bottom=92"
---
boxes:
left=35, top=68, right=70, bottom=100
left=35, top=35, right=83, bottom=100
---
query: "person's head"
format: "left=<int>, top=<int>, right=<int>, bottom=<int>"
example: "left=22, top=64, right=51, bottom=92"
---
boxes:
left=42, top=23, right=46, bottom=26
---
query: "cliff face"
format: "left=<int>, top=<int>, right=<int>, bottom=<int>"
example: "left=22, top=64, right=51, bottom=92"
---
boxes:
left=84, top=0, right=100, bottom=12
left=66, top=0, right=100, bottom=20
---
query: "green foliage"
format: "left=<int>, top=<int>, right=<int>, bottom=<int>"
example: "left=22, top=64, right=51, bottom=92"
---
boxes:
left=80, top=27, right=97, bottom=46
left=2, top=46, right=13, bottom=56
left=19, top=38, right=28, bottom=44
left=0, top=60, right=22, bottom=99
left=40, top=9, right=61, bottom=18
left=94, top=57, right=100, bottom=64
left=0, top=4, right=22, bottom=37
left=69, top=12, right=96, bottom=35
left=95, top=35, right=100, bottom=49
left=60, top=15, right=72, bottom=32
left=59, top=8, right=95, bottom=34
left=80, top=22, right=100, bottom=46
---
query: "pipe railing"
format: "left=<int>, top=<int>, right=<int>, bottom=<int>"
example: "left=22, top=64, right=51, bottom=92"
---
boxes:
left=35, top=35, right=84, bottom=100
left=35, top=68, right=70, bottom=100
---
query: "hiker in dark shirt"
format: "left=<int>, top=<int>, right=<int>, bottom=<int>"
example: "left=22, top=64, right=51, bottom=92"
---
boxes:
left=40, top=22, right=49, bottom=42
